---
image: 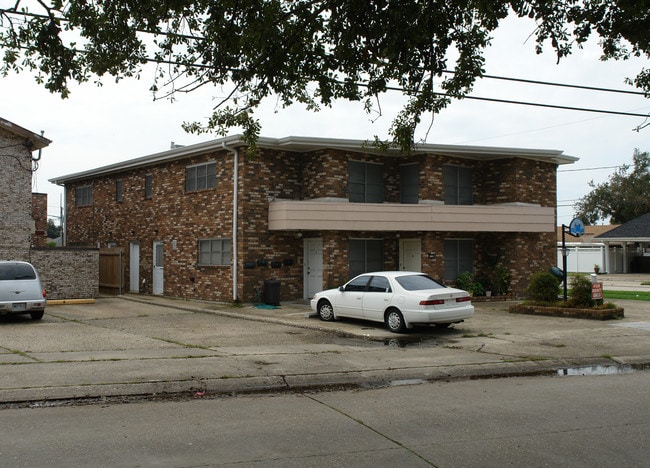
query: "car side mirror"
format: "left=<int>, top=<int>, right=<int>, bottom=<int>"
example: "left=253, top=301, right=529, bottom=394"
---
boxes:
left=339, top=286, right=345, bottom=292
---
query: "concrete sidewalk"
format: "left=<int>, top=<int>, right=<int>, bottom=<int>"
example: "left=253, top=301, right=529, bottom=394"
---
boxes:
left=1, top=279, right=649, bottom=405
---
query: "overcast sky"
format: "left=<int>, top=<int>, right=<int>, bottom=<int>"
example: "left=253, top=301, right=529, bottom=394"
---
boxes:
left=2, top=14, right=649, bottom=226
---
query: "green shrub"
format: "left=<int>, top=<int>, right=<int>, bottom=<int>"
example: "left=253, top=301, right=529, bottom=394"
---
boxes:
left=455, top=271, right=473, bottom=291
left=471, top=281, right=485, bottom=296
left=491, top=264, right=511, bottom=295
left=568, top=275, right=595, bottom=308
left=526, top=271, right=561, bottom=303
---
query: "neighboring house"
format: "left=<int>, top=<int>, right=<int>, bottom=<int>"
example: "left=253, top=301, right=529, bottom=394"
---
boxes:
left=595, top=212, right=650, bottom=273
left=50, top=135, right=577, bottom=302
left=0, top=117, right=51, bottom=260
left=555, top=224, right=619, bottom=274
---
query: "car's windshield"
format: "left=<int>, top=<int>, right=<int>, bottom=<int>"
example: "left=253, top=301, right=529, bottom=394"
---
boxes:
left=395, top=274, right=445, bottom=291
left=0, top=264, right=36, bottom=281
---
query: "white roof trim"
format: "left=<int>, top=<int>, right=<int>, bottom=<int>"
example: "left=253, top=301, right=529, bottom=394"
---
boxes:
left=49, top=134, right=578, bottom=185
left=0, top=117, right=52, bottom=150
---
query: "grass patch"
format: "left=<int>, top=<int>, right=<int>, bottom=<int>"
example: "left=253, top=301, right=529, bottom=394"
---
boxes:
left=603, top=290, right=650, bottom=301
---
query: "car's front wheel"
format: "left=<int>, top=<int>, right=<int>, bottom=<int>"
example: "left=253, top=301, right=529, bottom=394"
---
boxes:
left=385, top=308, right=406, bottom=333
left=317, top=301, right=335, bottom=321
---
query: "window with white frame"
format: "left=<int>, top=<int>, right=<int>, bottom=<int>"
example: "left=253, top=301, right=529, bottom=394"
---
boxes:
left=186, top=162, right=217, bottom=192
left=198, top=238, right=232, bottom=266
left=443, top=165, right=473, bottom=205
left=75, top=186, right=93, bottom=207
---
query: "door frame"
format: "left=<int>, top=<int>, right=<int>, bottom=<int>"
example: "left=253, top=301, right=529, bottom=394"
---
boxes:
left=152, top=240, right=164, bottom=295
left=303, top=238, right=323, bottom=299
left=129, top=242, right=140, bottom=293
left=399, top=238, right=422, bottom=272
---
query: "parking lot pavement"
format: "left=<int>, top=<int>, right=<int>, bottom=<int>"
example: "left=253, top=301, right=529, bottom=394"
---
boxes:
left=1, top=289, right=649, bottom=404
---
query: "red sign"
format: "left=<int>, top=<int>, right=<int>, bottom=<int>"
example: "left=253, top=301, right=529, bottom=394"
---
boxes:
left=592, top=282, right=603, bottom=300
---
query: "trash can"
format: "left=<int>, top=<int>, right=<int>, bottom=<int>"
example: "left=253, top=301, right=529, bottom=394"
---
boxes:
left=263, top=279, right=280, bottom=306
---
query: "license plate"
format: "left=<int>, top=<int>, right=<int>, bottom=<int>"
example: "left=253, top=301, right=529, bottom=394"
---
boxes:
left=12, top=303, right=26, bottom=311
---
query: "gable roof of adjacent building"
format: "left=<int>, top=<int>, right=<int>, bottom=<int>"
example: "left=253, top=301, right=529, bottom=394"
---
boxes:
left=556, top=224, right=620, bottom=243
left=0, top=117, right=52, bottom=150
left=49, top=134, right=578, bottom=185
left=594, top=212, right=650, bottom=242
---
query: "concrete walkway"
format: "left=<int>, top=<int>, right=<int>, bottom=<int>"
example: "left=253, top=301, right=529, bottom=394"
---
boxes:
left=1, top=274, right=649, bottom=405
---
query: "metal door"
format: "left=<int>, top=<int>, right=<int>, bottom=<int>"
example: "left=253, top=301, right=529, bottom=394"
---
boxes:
left=129, top=242, right=140, bottom=293
left=152, top=241, right=164, bottom=295
left=304, top=238, right=323, bottom=299
left=399, top=238, right=422, bottom=271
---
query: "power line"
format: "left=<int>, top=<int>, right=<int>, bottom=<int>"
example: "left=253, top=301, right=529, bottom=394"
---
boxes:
left=443, top=93, right=649, bottom=118
left=3, top=8, right=650, bottom=120
left=447, top=70, right=648, bottom=96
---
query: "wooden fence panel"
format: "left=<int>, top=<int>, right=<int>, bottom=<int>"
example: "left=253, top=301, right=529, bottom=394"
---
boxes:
left=99, top=248, right=123, bottom=295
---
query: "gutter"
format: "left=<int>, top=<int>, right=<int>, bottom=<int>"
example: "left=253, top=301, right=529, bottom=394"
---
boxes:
left=221, top=142, right=239, bottom=302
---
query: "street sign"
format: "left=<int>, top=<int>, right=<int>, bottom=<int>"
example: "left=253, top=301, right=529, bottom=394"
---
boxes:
left=591, top=282, right=603, bottom=300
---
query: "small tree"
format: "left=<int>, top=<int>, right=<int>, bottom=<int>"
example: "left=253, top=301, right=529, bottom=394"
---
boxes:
left=455, top=271, right=474, bottom=292
left=574, top=150, right=650, bottom=224
left=47, top=219, right=61, bottom=239
left=568, top=275, right=595, bottom=308
left=526, top=271, right=561, bottom=303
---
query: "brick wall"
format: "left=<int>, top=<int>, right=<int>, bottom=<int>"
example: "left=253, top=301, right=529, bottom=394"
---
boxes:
left=0, top=128, right=33, bottom=260
left=30, top=248, right=99, bottom=299
left=31, top=193, right=48, bottom=247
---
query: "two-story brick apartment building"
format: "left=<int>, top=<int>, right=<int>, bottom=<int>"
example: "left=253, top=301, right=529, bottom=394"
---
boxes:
left=50, top=135, right=577, bottom=302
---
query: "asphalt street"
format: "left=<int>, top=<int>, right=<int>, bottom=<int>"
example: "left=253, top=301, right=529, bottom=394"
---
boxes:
left=1, top=274, right=649, bottom=405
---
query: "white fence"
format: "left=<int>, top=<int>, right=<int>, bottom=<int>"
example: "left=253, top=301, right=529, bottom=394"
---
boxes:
left=556, top=243, right=607, bottom=273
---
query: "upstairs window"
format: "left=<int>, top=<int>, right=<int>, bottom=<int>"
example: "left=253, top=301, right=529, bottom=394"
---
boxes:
left=116, top=179, right=123, bottom=202
left=444, top=165, right=473, bottom=205
left=400, top=163, right=419, bottom=204
left=349, top=161, right=383, bottom=203
left=145, top=174, right=153, bottom=199
left=75, top=186, right=93, bottom=207
left=186, top=162, right=217, bottom=192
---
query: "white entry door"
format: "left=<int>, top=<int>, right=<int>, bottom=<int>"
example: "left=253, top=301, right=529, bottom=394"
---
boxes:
left=129, top=242, right=140, bottom=293
left=304, top=238, right=323, bottom=299
left=153, top=241, right=164, bottom=295
left=399, top=238, right=422, bottom=272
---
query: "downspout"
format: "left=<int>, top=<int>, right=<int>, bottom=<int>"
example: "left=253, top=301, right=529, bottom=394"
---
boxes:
left=222, top=142, right=239, bottom=301
left=61, top=191, right=66, bottom=247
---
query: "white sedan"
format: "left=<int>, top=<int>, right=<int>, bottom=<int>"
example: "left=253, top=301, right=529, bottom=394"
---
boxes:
left=310, top=271, right=474, bottom=333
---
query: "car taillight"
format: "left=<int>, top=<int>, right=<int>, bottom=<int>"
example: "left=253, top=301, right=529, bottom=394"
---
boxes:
left=420, top=299, right=445, bottom=306
left=456, top=296, right=471, bottom=303
left=42, top=289, right=47, bottom=298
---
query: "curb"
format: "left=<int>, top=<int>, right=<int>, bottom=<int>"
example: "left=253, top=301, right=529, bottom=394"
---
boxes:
left=4, top=356, right=646, bottom=407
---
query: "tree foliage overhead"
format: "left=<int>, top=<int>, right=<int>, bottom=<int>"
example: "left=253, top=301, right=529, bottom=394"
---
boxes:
left=574, top=149, right=650, bottom=224
left=1, top=1, right=649, bottom=150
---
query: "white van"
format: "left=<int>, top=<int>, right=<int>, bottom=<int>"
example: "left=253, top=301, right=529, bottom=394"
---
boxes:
left=0, top=261, right=46, bottom=320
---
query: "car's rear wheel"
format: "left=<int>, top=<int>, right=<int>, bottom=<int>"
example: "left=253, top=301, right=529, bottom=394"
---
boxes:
left=317, top=301, right=335, bottom=321
left=385, top=308, right=406, bottom=333
left=30, top=310, right=44, bottom=320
